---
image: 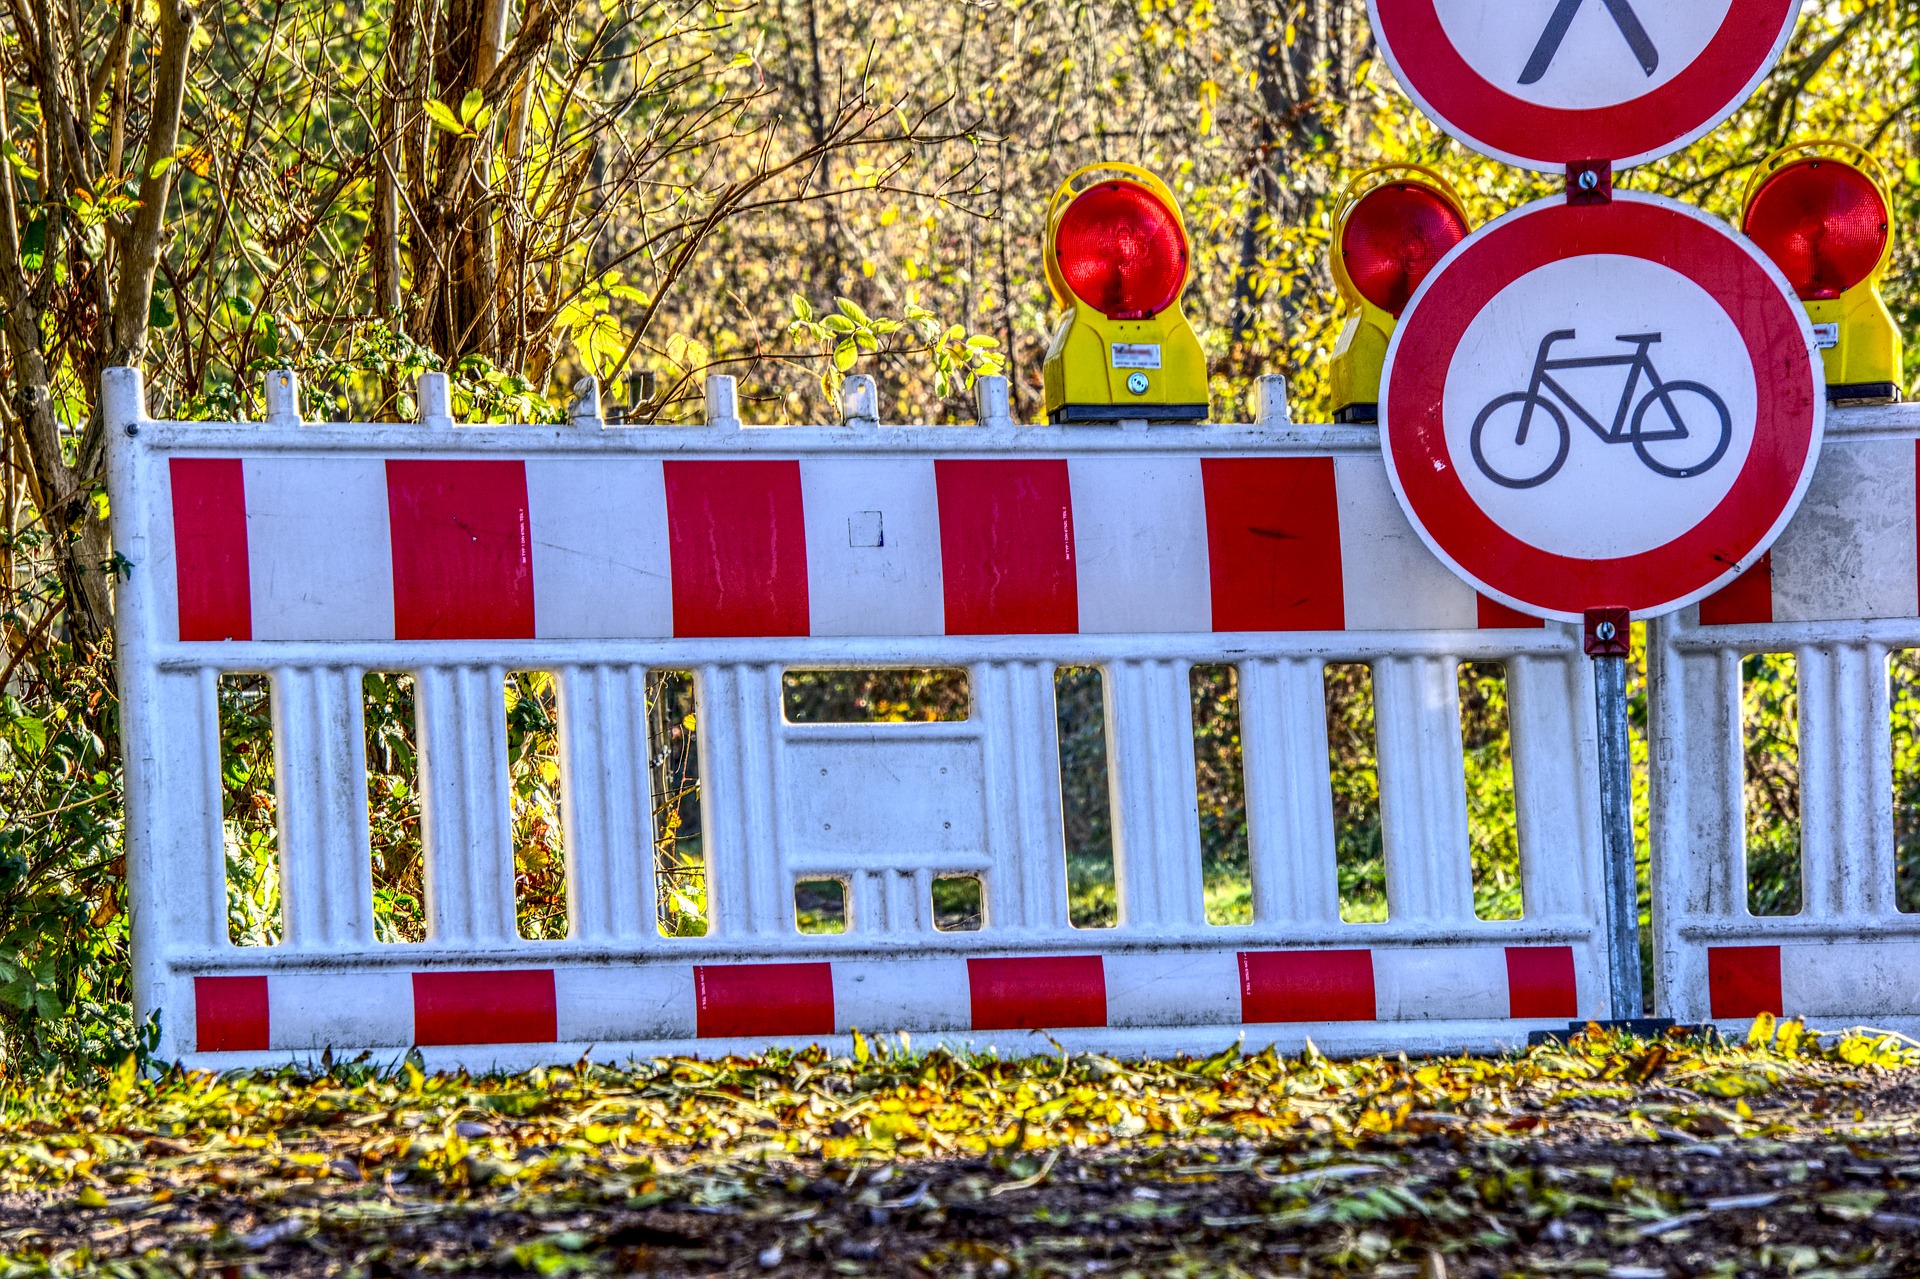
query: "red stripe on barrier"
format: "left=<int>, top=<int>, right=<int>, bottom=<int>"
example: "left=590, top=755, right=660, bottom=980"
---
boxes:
left=386, top=461, right=535, bottom=640
left=1698, top=552, right=1773, bottom=626
left=934, top=460, right=1078, bottom=635
left=1237, top=949, right=1376, bottom=1023
left=663, top=461, right=810, bottom=637
left=412, top=969, right=557, bottom=1045
left=1708, top=946, right=1784, bottom=1019
left=1476, top=595, right=1545, bottom=630
left=194, top=975, right=269, bottom=1052
left=1504, top=946, right=1578, bottom=1019
left=169, top=458, right=252, bottom=641
left=967, top=956, right=1106, bottom=1030
left=1200, top=458, right=1345, bottom=631
left=694, top=962, right=835, bottom=1038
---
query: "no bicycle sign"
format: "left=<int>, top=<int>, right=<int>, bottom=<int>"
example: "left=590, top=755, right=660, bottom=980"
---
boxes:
left=1368, top=0, right=1803, bottom=171
left=1380, top=192, right=1824, bottom=622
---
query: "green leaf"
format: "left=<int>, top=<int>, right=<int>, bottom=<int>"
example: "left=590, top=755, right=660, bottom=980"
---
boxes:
left=460, top=89, right=486, bottom=125
left=147, top=154, right=175, bottom=180
left=820, top=314, right=855, bottom=335
left=790, top=294, right=814, bottom=322
left=836, top=297, right=872, bottom=326
left=1, top=139, right=38, bottom=181
left=832, top=340, right=857, bottom=372
left=423, top=99, right=469, bottom=136
left=20, top=216, right=45, bottom=272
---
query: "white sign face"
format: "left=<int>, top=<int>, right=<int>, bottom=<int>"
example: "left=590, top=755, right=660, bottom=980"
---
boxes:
left=1442, top=252, right=1759, bottom=560
left=1380, top=193, right=1823, bottom=622
left=1369, top=0, right=1802, bottom=171
left=1432, top=0, right=1731, bottom=111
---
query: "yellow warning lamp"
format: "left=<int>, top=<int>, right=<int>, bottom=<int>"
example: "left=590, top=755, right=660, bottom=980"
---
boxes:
left=1041, top=164, right=1208, bottom=423
left=1328, top=166, right=1471, bottom=424
left=1742, top=141, right=1902, bottom=404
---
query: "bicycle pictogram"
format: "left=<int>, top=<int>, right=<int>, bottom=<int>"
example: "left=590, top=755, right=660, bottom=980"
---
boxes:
left=1468, top=330, right=1733, bottom=490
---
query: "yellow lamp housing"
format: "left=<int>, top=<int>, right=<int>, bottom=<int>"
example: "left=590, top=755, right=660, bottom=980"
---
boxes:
left=1041, top=164, right=1208, bottom=423
left=1742, top=141, right=1903, bottom=405
left=1328, top=165, right=1471, bottom=425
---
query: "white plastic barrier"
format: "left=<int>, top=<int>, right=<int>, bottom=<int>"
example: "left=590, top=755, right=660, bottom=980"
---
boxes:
left=1652, top=406, right=1920, bottom=1033
left=106, top=367, right=1610, bottom=1068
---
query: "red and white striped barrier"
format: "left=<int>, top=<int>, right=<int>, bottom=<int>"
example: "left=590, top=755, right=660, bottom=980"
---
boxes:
left=108, top=368, right=1612, bottom=1067
left=191, top=943, right=1582, bottom=1064
left=164, top=450, right=1548, bottom=644
left=1653, top=406, right=1920, bottom=1035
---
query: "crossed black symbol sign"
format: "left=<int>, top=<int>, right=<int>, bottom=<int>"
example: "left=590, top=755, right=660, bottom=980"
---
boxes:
left=1519, top=0, right=1660, bottom=85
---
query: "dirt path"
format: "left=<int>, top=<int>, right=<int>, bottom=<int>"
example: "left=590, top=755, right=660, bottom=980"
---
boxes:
left=4, top=1024, right=1919, bottom=1276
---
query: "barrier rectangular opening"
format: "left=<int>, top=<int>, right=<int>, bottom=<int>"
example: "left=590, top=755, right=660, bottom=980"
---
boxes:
left=795, top=878, right=847, bottom=933
left=1742, top=652, right=1802, bottom=917
left=362, top=671, right=424, bottom=943
left=782, top=668, right=970, bottom=722
left=1895, top=650, right=1920, bottom=913
left=219, top=673, right=280, bottom=946
left=1460, top=662, right=1523, bottom=921
left=1325, top=662, right=1385, bottom=923
left=505, top=671, right=567, bottom=940
left=1190, top=663, right=1252, bottom=926
left=649, top=669, right=706, bottom=937
left=934, top=874, right=984, bottom=931
left=1055, top=665, right=1117, bottom=929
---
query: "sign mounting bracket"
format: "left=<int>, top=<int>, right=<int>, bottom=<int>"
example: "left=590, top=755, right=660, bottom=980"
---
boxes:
left=1568, top=160, right=1613, bottom=205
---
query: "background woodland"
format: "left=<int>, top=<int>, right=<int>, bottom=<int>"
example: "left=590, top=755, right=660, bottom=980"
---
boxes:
left=3, top=0, right=1919, bottom=1073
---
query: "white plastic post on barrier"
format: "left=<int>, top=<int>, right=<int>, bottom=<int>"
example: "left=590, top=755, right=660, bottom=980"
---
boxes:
left=418, top=372, right=455, bottom=430
left=840, top=374, right=880, bottom=429
left=569, top=377, right=604, bottom=429
left=704, top=374, right=741, bottom=430
left=1651, top=405, right=1920, bottom=1035
left=264, top=370, right=302, bottom=428
left=108, top=365, right=1615, bottom=1069
left=1255, top=376, right=1293, bottom=430
left=974, top=375, right=1014, bottom=430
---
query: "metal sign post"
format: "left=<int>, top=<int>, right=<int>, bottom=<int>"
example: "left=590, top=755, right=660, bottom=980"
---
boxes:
left=1584, top=607, right=1643, bottom=1022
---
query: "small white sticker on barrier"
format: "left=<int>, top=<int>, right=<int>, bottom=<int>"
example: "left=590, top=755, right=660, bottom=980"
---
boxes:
left=1811, top=322, right=1840, bottom=349
left=1111, top=343, right=1162, bottom=369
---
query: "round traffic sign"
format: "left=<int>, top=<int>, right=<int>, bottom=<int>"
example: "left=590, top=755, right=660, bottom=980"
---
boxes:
left=1367, top=0, right=1802, bottom=171
left=1380, top=191, right=1822, bottom=622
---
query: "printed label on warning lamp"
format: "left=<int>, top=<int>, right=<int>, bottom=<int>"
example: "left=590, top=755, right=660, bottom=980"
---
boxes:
left=1811, top=322, right=1840, bottom=350
left=1110, top=343, right=1162, bottom=370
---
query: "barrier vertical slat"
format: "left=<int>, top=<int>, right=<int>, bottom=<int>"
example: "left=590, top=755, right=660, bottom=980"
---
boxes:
left=1373, top=655, right=1475, bottom=923
left=698, top=663, right=789, bottom=936
left=976, top=661, right=1069, bottom=932
left=1649, top=638, right=1746, bottom=1022
left=1506, top=651, right=1596, bottom=921
left=1105, top=658, right=1206, bottom=930
left=1797, top=643, right=1893, bottom=921
left=272, top=665, right=375, bottom=948
left=851, top=868, right=928, bottom=934
left=418, top=665, right=519, bottom=944
left=152, top=669, right=229, bottom=954
left=558, top=665, right=656, bottom=944
left=1239, top=657, right=1341, bottom=926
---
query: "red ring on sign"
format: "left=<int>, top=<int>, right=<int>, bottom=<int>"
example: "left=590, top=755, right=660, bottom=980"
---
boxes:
left=1382, top=195, right=1818, bottom=621
left=1371, top=0, right=1798, bottom=170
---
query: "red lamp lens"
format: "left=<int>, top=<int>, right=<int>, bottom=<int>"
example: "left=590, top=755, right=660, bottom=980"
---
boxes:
left=1744, top=159, right=1888, bottom=301
left=1054, top=182, right=1189, bottom=319
left=1340, top=183, right=1468, bottom=318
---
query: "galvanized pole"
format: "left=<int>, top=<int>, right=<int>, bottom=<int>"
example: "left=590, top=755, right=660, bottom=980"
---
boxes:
left=1586, top=609, right=1643, bottom=1021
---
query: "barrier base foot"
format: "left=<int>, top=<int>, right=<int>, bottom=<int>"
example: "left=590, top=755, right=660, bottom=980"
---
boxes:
left=1527, top=1018, right=1720, bottom=1047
